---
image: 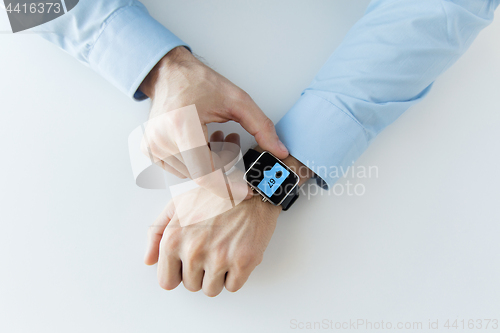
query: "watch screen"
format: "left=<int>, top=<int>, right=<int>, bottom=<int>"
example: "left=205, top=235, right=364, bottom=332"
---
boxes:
left=257, top=163, right=290, bottom=197
left=245, top=152, right=299, bottom=205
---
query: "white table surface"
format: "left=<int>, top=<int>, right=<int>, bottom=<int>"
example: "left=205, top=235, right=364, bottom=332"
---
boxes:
left=1, top=1, right=499, bottom=332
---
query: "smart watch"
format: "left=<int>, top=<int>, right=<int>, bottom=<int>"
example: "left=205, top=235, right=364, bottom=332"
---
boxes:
left=243, top=149, right=300, bottom=211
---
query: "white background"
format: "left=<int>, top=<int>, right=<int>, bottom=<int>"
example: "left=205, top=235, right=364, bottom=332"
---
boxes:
left=1, top=1, right=499, bottom=332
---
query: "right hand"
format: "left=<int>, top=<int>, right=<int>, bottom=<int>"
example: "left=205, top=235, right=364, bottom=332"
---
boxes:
left=139, top=46, right=289, bottom=199
left=144, top=181, right=282, bottom=297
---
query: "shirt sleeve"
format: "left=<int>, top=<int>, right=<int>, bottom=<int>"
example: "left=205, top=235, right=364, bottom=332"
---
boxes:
left=32, top=0, right=189, bottom=100
left=275, top=0, right=500, bottom=189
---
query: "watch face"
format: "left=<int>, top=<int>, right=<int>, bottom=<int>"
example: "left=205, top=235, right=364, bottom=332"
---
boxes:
left=244, top=152, right=299, bottom=205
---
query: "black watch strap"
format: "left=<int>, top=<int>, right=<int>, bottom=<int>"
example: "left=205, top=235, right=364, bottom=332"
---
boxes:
left=243, top=148, right=299, bottom=211
left=280, top=185, right=299, bottom=211
left=243, top=148, right=261, bottom=170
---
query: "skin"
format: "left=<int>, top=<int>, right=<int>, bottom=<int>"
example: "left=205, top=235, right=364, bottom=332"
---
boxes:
left=139, top=46, right=289, bottom=199
left=144, top=133, right=313, bottom=297
left=139, top=46, right=314, bottom=296
left=144, top=185, right=281, bottom=296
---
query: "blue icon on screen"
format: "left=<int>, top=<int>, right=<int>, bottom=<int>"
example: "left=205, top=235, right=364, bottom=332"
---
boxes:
left=257, top=163, right=290, bottom=197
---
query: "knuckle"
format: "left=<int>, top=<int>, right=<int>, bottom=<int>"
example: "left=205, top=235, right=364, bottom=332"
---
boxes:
left=234, top=89, right=251, bottom=102
left=212, top=248, right=227, bottom=272
left=262, top=117, right=276, bottom=132
left=169, top=110, right=184, bottom=128
left=213, top=245, right=229, bottom=264
left=184, top=241, right=206, bottom=263
left=235, top=253, right=260, bottom=271
left=159, top=232, right=181, bottom=254
left=226, top=88, right=251, bottom=114
left=212, top=257, right=226, bottom=270
left=161, top=239, right=179, bottom=254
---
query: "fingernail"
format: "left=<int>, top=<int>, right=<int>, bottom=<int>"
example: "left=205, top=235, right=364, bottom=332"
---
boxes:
left=278, top=140, right=288, bottom=153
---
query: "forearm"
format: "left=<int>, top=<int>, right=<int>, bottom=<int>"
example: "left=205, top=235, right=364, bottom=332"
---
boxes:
left=307, top=0, right=499, bottom=134
left=276, top=0, right=499, bottom=189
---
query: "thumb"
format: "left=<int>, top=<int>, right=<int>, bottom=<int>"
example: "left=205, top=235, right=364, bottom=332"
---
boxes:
left=144, top=201, right=175, bottom=265
left=231, top=94, right=289, bottom=159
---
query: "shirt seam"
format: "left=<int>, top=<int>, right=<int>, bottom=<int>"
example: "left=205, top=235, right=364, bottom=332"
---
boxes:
left=304, top=91, right=371, bottom=145
left=87, top=4, right=140, bottom=60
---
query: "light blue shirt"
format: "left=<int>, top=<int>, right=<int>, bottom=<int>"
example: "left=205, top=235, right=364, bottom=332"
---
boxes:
left=35, top=0, right=189, bottom=100
left=36, top=0, right=499, bottom=189
left=275, top=0, right=499, bottom=188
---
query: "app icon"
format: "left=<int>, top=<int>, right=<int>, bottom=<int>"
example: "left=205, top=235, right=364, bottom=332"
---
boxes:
left=257, top=162, right=290, bottom=197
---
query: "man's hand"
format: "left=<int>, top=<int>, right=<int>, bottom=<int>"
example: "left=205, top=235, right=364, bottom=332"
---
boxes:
left=139, top=46, right=289, bottom=198
left=144, top=190, right=281, bottom=297
left=143, top=143, right=314, bottom=296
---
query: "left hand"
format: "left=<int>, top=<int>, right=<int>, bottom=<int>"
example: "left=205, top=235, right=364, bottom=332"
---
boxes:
left=144, top=189, right=281, bottom=297
left=139, top=46, right=288, bottom=200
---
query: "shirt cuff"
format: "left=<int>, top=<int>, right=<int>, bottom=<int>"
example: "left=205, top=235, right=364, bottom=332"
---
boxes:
left=88, top=5, right=189, bottom=101
left=275, top=92, right=370, bottom=189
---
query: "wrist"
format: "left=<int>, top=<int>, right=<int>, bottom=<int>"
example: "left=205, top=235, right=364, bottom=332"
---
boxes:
left=249, top=190, right=283, bottom=213
left=139, top=46, right=196, bottom=99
